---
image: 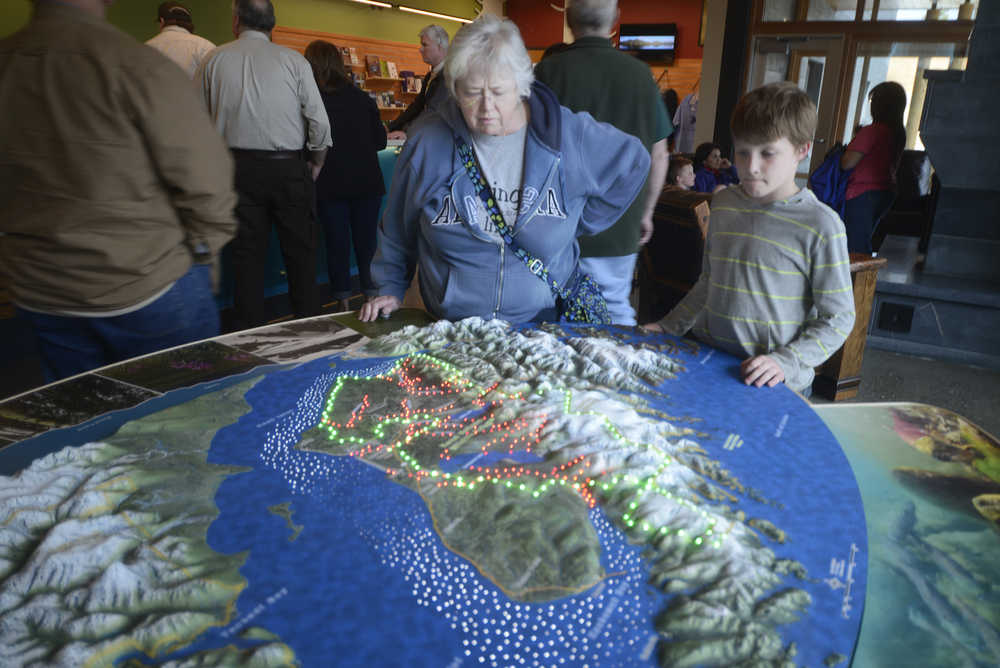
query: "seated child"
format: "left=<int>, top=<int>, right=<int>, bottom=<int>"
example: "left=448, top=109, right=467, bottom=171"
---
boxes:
left=645, top=81, right=855, bottom=394
left=693, top=142, right=739, bottom=193
left=665, top=156, right=696, bottom=190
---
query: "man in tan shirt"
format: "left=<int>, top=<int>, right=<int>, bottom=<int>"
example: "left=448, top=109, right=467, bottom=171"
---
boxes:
left=198, top=0, right=332, bottom=331
left=145, top=1, right=216, bottom=78
left=0, top=0, right=237, bottom=381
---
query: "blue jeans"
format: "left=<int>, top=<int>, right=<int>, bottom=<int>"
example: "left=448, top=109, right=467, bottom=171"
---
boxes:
left=317, top=196, right=381, bottom=300
left=19, top=264, right=219, bottom=382
left=578, top=253, right=638, bottom=326
left=844, top=189, right=895, bottom=254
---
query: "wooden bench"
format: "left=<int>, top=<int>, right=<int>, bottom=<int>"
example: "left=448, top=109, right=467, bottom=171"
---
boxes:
left=636, top=188, right=711, bottom=324
left=812, top=253, right=887, bottom=401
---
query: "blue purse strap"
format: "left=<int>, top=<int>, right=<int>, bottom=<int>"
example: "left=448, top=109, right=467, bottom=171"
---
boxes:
left=455, top=136, right=568, bottom=301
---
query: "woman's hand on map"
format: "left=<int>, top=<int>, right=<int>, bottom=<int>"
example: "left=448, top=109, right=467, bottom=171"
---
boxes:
left=639, top=322, right=665, bottom=334
left=358, top=295, right=401, bottom=322
left=741, top=355, right=786, bottom=388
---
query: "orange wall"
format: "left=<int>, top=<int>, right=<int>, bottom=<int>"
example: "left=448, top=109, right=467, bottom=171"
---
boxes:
left=506, top=0, right=564, bottom=50
left=506, top=0, right=705, bottom=59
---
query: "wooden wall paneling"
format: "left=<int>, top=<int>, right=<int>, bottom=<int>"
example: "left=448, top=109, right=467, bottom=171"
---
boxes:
left=273, top=26, right=425, bottom=71
left=273, top=26, right=427, bottom=122
left=276, top=25, right=704, bottom=116
left=650, top=58, right=702, bottom=97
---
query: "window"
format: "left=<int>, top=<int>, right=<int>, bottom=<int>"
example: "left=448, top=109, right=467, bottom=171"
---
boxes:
left=874, top=0, right=967, bottom=21
left=763, top=0, right=858, bottom=22
left=843, top=41, right=967, bottom=150
left=761, top=0, right=977, bottom=22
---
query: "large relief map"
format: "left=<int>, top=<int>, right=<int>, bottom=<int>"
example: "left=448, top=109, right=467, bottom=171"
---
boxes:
left=0, top=318, right=866, bottom=667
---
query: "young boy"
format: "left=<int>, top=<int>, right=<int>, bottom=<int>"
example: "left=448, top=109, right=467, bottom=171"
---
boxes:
left=646, top=81, right=855, bottom=394
left=666, top=156, right=696, bottom=190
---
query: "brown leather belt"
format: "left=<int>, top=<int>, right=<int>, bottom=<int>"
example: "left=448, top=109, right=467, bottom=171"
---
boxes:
left=230, top=148, right=303, bottom=159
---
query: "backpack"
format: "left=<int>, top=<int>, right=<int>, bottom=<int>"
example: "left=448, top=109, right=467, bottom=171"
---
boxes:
left=808, top=143, right=852, bottom=219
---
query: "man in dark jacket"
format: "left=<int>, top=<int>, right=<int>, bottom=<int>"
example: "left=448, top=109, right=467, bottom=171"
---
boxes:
left=386, top=24, right=449, bottom=141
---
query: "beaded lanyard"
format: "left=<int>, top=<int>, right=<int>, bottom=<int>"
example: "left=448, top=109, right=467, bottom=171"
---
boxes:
left=455, top=136, right=567, bottom=300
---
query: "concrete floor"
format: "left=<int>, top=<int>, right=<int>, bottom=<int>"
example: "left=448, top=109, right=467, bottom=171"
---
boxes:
left=812, top=346, right=1000, bottom=439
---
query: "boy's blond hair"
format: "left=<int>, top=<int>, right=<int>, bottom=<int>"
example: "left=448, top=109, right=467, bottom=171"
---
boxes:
left=730, top=81, right=817, bottom=148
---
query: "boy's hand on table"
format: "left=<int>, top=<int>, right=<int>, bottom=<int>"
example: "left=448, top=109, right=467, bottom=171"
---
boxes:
left=741, top=355, right=786, bottom=387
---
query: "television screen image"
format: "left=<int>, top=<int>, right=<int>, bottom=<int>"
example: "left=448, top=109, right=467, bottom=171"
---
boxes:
left=617, top=23, right=677, bottom=63
left=619, top=35, right=676, bottom=51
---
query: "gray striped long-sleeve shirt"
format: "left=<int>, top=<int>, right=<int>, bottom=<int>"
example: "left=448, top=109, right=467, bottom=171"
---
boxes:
left=659, top=186, right=855, bottom=392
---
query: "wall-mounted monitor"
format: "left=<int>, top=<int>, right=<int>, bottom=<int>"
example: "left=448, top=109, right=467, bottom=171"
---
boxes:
left=617, top=23, right=677, bottom=64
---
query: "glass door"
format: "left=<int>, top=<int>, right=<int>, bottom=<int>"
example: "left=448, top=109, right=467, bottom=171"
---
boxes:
left=842, top=40, right=967, bottom=150
left=746, top=35, right=845, bottom=182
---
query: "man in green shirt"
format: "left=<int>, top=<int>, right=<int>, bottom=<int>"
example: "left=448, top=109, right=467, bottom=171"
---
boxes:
left=534, top=0, right=670, bottom=326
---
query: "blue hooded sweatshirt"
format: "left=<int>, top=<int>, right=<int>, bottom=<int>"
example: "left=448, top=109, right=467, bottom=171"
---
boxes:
left=371, top=81, right=651, bottom=323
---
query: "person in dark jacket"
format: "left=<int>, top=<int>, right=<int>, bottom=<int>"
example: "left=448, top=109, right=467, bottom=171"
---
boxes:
left=693, top=142, right=739, bottom=193
left=305, top=40, right=387, bottom=311
left=386, top=25, right=450, bottom=141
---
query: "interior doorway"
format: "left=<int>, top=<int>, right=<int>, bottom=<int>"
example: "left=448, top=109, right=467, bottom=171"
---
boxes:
left=745, top=35, right=845, bottom=182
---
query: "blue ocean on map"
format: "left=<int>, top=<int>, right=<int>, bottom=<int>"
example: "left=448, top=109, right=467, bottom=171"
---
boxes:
left=4, top=330, right=868, bottom=667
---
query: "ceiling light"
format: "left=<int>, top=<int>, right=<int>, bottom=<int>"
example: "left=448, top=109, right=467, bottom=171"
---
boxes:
left=349, top=0, right=392, bottom=8
left=398, top=5, right=473, bottom=23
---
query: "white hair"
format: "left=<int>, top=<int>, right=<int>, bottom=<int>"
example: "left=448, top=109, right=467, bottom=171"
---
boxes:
left=419, top=24, right=450, bottom=50
left=567, top=0, right=617, bottom=37
left=443, top=14, right=534, bottom=99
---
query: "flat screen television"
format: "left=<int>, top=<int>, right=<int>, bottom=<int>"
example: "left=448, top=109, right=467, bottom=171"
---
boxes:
left=617, top=23, right=677, bottom=64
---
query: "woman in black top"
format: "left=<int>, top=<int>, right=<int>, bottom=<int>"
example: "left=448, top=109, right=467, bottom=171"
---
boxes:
left=305, top=40, right=387, bottom=311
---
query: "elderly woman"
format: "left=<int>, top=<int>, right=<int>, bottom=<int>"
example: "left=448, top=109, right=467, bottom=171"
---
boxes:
left=359, top=14, right=650, bottom=324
